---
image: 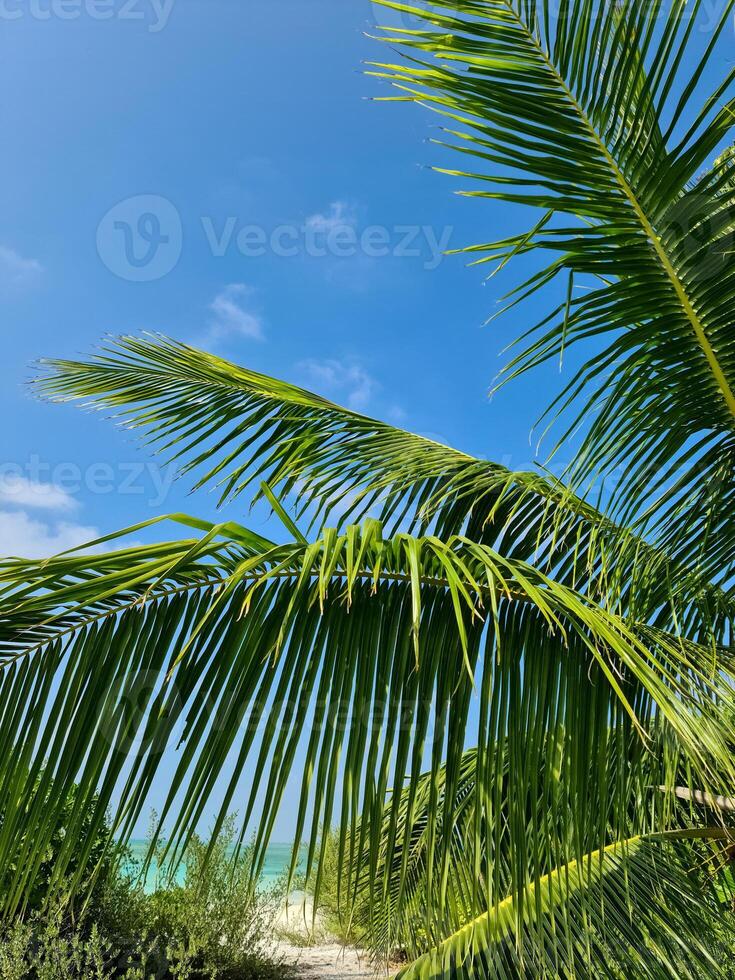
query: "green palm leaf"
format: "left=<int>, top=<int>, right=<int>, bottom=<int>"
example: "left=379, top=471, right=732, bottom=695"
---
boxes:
left=396, top=831, right=735, bottom=979
left=1, top=517, right=733, bottom=931
left=341, top=730, right=735, bottom=959
left=369, top=0, right=735, bottom=576
left=33, top=337, right=735, bottom=641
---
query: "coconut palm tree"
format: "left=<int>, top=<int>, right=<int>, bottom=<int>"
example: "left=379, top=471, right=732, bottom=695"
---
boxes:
left=3, top=0, right=735, bottom=974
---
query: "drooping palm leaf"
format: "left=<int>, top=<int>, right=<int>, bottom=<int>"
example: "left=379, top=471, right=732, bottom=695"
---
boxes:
left=1, top=517, right=733, bottom=934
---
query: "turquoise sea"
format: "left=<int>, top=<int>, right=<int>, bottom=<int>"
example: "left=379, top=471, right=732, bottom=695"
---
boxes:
left=126, top=840, right=301, bottom=893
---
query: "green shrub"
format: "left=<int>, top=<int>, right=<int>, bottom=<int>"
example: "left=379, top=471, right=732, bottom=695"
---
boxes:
left=0, top=910, right=113, bottom=980
left=0, top=817, right=294, bottom=980
left=142, top=818, right=292, bottom=979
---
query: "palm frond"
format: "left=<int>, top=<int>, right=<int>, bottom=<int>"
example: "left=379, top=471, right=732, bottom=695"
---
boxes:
left=34, top=334, right=472, bottom=533
left=346, top=741, right=735, bottom=966
left=32, top=337, right=735, bottom=643
left=1, top=519, right=733, bottom=928
left=396, top=831, right=735, bottom=979
left=369, top=0, right=735, bottom=576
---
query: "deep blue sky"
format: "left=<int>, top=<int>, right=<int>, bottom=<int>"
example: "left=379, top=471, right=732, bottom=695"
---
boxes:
left=1, top=0, right=730, bottom=839
left=0, top=0, right=568, bottom=562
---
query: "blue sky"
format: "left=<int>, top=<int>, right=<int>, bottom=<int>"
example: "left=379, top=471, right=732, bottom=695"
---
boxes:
left=0, top=0, right=569, bottom=563
left=1, top=0, right=731, bottom=839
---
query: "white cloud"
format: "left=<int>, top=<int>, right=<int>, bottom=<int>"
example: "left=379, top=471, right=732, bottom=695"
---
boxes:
left=305, top=201, right=357, bottom=233
left=207, top=283, right=264, bottom=342
left=386, top=404, right=408, bottom=424
left=0, top=479, right=145, bottom=559
left=304, top=202, right=375, bottom=291
left=298, top=358, right=378, bottom=411
left=0, top=475, right=77, bottom=511
left=0, top=511, right=99, bottom=559
left=0, top=245, right=43, bottom=289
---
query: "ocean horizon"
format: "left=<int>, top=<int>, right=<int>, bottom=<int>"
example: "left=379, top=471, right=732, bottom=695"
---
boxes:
left=125, top=839, right=302, bottom=893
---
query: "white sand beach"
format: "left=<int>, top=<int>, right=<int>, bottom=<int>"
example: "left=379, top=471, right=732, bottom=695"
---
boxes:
left=277, top=940, right=396, bottom=978
left=275, top=897, right=400, bottom=978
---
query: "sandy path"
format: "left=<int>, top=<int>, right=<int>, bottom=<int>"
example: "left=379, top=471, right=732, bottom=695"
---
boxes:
left=277, top=941, right=398, bottom=979
left=274, top=896, right=399, bottom=978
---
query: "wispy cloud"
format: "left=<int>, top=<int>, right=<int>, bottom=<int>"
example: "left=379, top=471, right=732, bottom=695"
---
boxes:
left=0, top=511, right=99, bottom=559
left=298, top=358, right=378, bottom=412
left=305, top=201, right=357, bottom=234
left=305, top=201, right=377, bottom=291
left=0, top=245, right=43, bottom=290
left=206, top=283, right=264, bottom=342
left=0, top=475, right=77, bottom=512
left=386, top=404, right=408, bottom=424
